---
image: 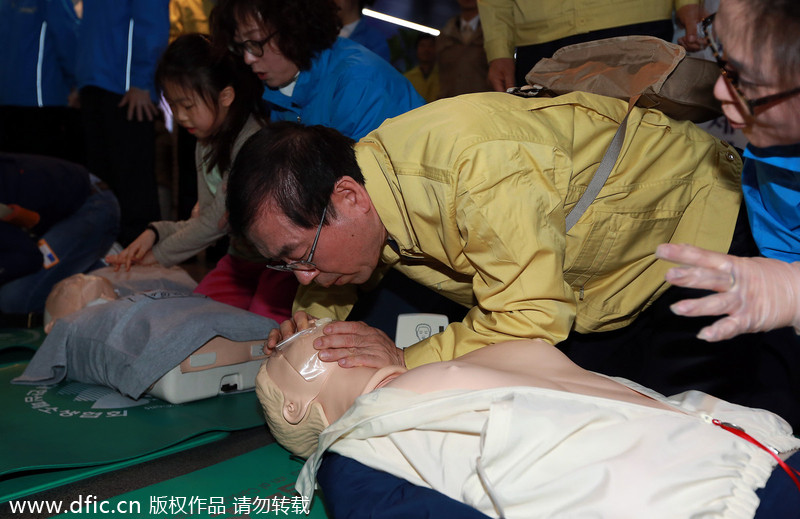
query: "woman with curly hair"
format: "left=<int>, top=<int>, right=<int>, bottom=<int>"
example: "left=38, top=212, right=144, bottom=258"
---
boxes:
left=210, top=0, right=423, bottom=140
left=210, top=0, right=458, bottom=343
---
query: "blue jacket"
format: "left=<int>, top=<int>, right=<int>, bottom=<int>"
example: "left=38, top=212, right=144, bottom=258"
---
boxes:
left=75, top=0, right=170, bottom=101
left=0, top=0, right=80, bottom=106
left=742, top=144, right=800, bottom=263
left=264, top=38, right=424, bottom=140
left=0, top=153, right=91, bottom=283
left=349, top=19, right=391, bottom=63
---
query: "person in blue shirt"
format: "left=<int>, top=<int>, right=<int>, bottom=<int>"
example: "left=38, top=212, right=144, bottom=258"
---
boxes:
left=210, top=0, right=458, bottom=341
left=334, top=0, right=392, bottom=63
left=0, top=0, right=83, bottom=163
left=656, top=0, right=800, bottom=340
left=210, top=0, right=423, bottom=141
left=0, top=153, right=120, bottom=320
left=75, top=0, right=170, bottom=246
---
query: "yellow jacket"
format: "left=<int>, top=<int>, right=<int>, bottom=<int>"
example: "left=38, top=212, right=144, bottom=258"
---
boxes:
left=169, top=0, right=215, bottom=42
left=296, top=92, right=742, bottom=368
left=477, top=0, right=699, bottom=62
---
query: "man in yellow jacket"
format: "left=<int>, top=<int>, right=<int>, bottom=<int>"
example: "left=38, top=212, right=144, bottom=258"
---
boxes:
left=478, top=0, right=706, bottom=91
left=226, top=91, right=742, bottom=369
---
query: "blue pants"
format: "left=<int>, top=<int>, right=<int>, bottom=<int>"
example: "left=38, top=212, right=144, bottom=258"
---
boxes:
left=319, top=452, right=800, bottom=519
left=755, top=451, right=800, bottom=518
left=0, top=188, right=119, bottom=314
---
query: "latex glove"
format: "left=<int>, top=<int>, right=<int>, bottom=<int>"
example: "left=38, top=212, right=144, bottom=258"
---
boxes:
left=656, top=243, right=800, bottom=341
left=119, top=87, right=159, bottom=122
left=487, top=58, right=516, bottom=92
left=106, top=228, right=158, bottom=271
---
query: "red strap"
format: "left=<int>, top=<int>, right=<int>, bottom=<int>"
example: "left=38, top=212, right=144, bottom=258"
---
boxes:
left=713, top=419, right=800, bottom=493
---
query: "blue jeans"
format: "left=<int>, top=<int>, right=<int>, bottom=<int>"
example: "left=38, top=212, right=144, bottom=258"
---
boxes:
left=320, top=451, right=800, bottom=518
left=0, top=188, right=120, bottom=314
left=754, top=451, right=800, bottom=518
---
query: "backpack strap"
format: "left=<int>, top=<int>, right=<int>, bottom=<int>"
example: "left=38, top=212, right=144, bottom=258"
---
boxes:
left=564, top=95, right=640, bottom=231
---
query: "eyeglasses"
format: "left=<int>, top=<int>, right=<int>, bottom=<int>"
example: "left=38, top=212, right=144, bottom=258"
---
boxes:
left=228, top=31, right=277, bottom=57
left=701, top=13, right=800, bottom=117
left=266, top=206, right=327, bottom=272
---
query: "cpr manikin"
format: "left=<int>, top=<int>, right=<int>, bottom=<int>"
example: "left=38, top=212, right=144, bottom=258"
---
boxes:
left=26, top=270, right=277, bottom=403
left=44, top=274, right=118, bottom=333
left=257, top=323, right=800, bottom=518
left=257, top=318, right=406, bottom=458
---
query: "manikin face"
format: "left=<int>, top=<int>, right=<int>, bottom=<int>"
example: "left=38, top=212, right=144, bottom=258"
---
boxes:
left=163, top=83, right=231, bottom=142
left=261, top=318, right=402, bottom=428
left=233, top=15, right=300, bottom=89
left=44, top=274, right=117, bottom=333
left=259, top=318, right=403, bottom=457
left=713, top=0, right=800, bottom=147
left=266, top=322, right=335, bottom=424
left=247, top=183, right=386, bottom=288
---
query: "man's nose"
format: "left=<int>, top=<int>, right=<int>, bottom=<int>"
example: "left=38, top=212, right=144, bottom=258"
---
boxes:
left=294, top=269, right=318, bottom=286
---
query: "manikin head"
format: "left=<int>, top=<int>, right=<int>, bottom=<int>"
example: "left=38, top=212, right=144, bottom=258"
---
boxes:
left=44, top=274, right=118, bottom=333
left=256, top=318, right=405, bottom=457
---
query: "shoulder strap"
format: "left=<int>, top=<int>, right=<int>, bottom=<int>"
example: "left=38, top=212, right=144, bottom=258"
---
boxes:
left=564, top=95, right=639, bottom=231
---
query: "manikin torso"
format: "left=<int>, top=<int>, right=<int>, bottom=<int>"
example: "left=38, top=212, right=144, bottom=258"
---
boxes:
left=382, top=341, right=677, bottom=413
left=269, top=321, right=676, bottom=426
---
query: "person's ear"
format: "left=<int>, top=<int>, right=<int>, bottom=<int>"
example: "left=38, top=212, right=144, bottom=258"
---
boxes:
left=219, top=86, right=235, bottom=108
left=282, top=395, right=312, bottom=425
left=331, top=176, right=371, bottom=215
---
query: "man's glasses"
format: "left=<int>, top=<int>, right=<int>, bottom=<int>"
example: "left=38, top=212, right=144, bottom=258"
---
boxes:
left=228, top=31, right=277, bottom=57
left=266, top=206, right=327, bottom=272
left=701, top=13, right=800, bottom=117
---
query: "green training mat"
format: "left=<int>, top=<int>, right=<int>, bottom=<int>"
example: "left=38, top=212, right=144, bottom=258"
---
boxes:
left=0, top=431, right=227, bottom=504
left=49, top=443, right=330, bottom=518
left=0, top=327, right=43, bottom=364
left=1, top=361, right=266, bottom=485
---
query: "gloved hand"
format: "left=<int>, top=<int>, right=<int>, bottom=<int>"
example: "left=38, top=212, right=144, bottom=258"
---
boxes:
left=656, top=243, right=800, bottom=341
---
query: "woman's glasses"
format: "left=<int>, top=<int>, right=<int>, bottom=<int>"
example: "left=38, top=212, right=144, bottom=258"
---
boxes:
left=701, top=13, right=800, bottom=117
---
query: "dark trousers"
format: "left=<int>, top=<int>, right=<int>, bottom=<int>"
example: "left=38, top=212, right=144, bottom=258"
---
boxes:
left=558, top=205, right=800, bottom=430
left=79, top=86, right=161, bottom=246
left=514, top=19, right=674, bottom=87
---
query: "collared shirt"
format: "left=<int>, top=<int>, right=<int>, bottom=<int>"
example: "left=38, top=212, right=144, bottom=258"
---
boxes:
left=460, top=15, right=480, bottom=33
left=742, top=144, right=800, bottom=263
left=339, top=19, right=358, bottom=39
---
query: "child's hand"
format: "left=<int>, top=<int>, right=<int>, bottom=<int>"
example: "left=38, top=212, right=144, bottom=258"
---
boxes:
left=106, top=229, right=158, bottom=271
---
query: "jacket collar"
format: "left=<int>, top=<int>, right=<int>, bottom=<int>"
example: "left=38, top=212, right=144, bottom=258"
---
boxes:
left=355, top=141, right=426, bottom=261
left=262, top=40, right=340, bottom=112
